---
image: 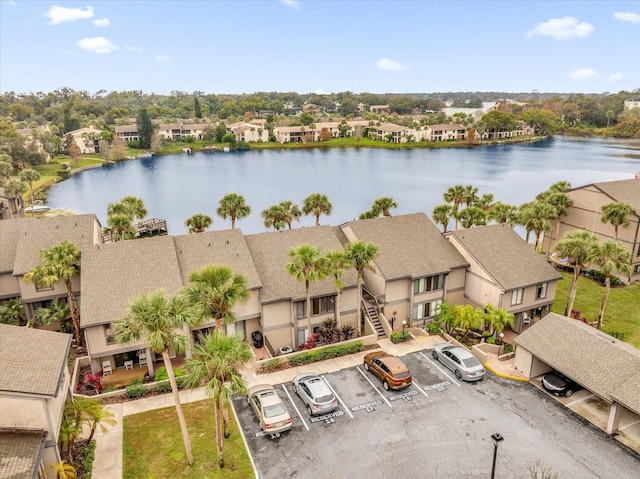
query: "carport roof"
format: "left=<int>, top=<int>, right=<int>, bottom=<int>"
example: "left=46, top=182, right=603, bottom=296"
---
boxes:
left=515, top=313, right=640, bottom=415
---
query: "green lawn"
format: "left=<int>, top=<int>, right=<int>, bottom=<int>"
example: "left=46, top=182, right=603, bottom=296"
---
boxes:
left=123, top=400, right=254, bottom=479
left=551, top=271, right=640, bottom=348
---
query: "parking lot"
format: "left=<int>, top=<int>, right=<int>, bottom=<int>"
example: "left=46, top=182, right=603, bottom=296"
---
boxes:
left=232, top=349, right=640, bottom=479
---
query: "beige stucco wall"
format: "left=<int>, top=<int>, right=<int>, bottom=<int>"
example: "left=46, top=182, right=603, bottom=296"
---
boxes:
left=84, top=324, right=147, bottom=357
left=234, top=289, right=262, bottom=319
left=514, top=346, right=554, bottom=378
left=262, top=301, right=295, bottom=351
left=17, top=275, right=80, bottom=302
left=0, top=273, right=19, bottom=298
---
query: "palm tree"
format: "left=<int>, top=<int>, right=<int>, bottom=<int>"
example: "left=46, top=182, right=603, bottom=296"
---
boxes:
left=185, top=213, right=213, bottom=233
left=544, top=191, right=574, bottom=249
left=529, top=202, right=557, bottom=250
left=0, top=160, right=11, bottom=185
left=5, top=178, right=26, bottom=199
left=443, top=184, right=467, bottom=230
left=279, top=200, right=302, bottom=229
left=52, top=460, right=76, bottom=479
left=302, top=193, right=333, bottom=226
left=19, top=168, right=40, bottom=205
left=488, top=201, right=517, bottom=225
left=287, top=244, right=327, bottom=339
left=119, top=195, right=148, bottom=222
left=483, top=304, right=514, bottom=336
left=432, top=204, right=453, bottom=232
left=114, top=290, right=202, bottom=466
left=453, top=304, right=484, bottom=340
left=0, top=297, right=26, bottom=326
left=601, top=202, right=636, bottom=240
left=32, top=298, right=70, bottom=329
left=344, top=240, right=379, bottom=336
left=217, top=193, right=251, bottom=229
left=105, top=213, right=136, bottom=242
left=458, top=206, right=486, bottom=228
left=24, top=241, right=82, bottom=345
left=181, top=331, right=252, bottom=469
left=183, top=265, right=250, bottom=331
left=462, top=185, right=479, bottom=207
left=83, top=399, right=117, bottom=443
left=517, top=202, right=537, bottom=243
left=372, top=196, right=398, bottom=217
left=323, top=250, right=352, bottom=328
left=590, top=241, right=632, bottom=329
left=554, top=231, right=598, bottom=316
left=261, top=204, right=287, bottom=231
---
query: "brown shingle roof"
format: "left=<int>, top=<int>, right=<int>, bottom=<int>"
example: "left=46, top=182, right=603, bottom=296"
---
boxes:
left=0, top=219, right=22, bottom=273
left=80, top=236, right=183, bottom=327
left=0, top=429, right=46, bottom=479
left=345, top=213, right=468, bottom=280
left=589, top=177, right=640, bottom=213
left=448, top=224, right=562, bottom=290
left=0, top=324, right=71, bottom=397
left=12, top=215, right=101, bottom=275
left=173, top=229, right=262, bottom=289
left=245, top=226, right=357, bottom=303
left=514, top=313, right=640, bottom=414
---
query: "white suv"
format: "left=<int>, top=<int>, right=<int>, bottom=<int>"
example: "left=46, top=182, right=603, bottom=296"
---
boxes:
left=292, top=373, right=338, bottom=416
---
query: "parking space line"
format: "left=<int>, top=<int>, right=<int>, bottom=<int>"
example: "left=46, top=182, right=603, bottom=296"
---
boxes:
left=356, top=366, right=393, bottom=408
left=411, top=379, right=429, bottom=398
left=418, top=351, right=462, bottom=387
left=281, top=384, right=309, bottom=431
left=566, top=394, right=596, bottom=407
left=321, top=375, right=354, bottom=419
left=619, top=419, right=640, bottom=431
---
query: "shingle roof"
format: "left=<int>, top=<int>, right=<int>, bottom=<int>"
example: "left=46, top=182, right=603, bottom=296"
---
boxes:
left=173, top=229, right=262, bottom=289
left=0, top=428, right=46, bottom=479
left=345, top=213, right=468, bottom=280
left=0, top=219, right=22, bottom=273
left=0, top=324, right=71, bottom=397
left=589, top=177, right=640, bottom=213
left=245, top=226, right=357, bottom=303
left=80, top=236, right=183, bottom=327
left=514, top=313, right=640, bottom=415
left=12, top=215, right=100, bottom=275
left=448, top=224, right=562, bottom=290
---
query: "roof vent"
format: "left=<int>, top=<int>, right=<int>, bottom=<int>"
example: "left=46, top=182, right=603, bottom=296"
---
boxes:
left=226, top=240, right=229, bottom=244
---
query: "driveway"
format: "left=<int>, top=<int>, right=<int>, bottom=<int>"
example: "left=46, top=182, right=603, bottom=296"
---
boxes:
left=233, top=349, right=640, bottom=479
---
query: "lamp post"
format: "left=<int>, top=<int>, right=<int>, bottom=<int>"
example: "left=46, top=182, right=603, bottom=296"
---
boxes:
left=499, top=333, right=504, bottom=356
left=490, top=433, right=504, bottom=479
left=402, top=320, right=407, bottom=333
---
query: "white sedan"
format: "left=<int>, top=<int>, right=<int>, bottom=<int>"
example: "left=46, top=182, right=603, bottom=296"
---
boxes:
left=432, top=342, right=486, bottom=382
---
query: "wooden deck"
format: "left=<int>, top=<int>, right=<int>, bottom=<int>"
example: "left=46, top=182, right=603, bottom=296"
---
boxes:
left=102, top=356, right=185, bottom=388
left=101, top=218, right=168, bottom=243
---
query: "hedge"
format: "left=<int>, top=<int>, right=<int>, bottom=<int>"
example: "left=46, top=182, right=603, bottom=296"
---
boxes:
left=288, top=341, right=364, bottom=367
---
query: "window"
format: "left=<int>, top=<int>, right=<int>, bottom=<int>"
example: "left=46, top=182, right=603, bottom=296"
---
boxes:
left=413, top=274, right=445, bottom=294
left=536, top=283, right=548, bottom=299
left=104, top=324, right=117, bottom=344
left=295, top=296, right=335, bottom=319
left=34, top=282, right=54, bottom=292
left=412, top=299, right=442, bottom=320
left=634, top=264, right=640, bottom=274
left=511, top=288, right=524, bottom=306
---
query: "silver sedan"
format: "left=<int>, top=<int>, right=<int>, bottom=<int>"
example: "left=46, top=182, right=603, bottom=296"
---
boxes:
left=432, top=342, right=486, bottom=382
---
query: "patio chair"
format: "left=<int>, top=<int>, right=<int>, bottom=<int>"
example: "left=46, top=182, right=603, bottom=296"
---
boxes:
left=522, top=313, right=531, bottom=325
left=124, top=360, right=134, bottom=370
left=138, top=351, right=148, bottom=368
left=102, top=360, right=113, bottom=375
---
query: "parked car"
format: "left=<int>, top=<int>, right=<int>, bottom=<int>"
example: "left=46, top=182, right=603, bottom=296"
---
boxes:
left=542, top=371, right=583, bottom=398
left=431, top=342, right=486, bottom=382
left=363, top=352, right=412, bottom=390
left=292, top=373, right=339, bottom=416
left=247, top=384, right=292, bottom=433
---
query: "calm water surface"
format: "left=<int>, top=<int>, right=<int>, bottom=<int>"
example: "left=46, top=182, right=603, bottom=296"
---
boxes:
left=48, top=137, right=640, bottom=235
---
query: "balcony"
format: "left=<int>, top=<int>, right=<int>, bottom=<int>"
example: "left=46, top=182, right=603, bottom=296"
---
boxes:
left=102, top=356, right=186, bottom=388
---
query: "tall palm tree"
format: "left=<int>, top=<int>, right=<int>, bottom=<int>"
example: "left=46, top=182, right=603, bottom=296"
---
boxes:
left=590, top=241, right=632, bottom=329
left=432, top=204, right=453, bottom=232
left=488, top=201, right=517, bottom=225
left=0, top=160, right=12, bottom=185
left=32, top=298, right=70, bottom=329
left=24, top=241, right=82, bottom=345
left=462, top=185, right=479, bottom=207
left=554, top=231, right=598, bottom=316
left=344, top=240, right=379, bottom=336
left=116, top=195, right=148, bottom=222
left=302, top=193, right=333, bottom=226
left=544, top=191, right=574, bottom=249
left=217, top=193, right=251, bottom=229
left=114, top=290, right=201, bottom=466
left=453, top=304, right=484, bottom=340
left=323, top=250, right=352, bottom=328
left=83, top=398, right=117, bottom=443
left=287, top=244, right=327, bottom=339
left=19, top=168, right=40, bottom=205
left=261, top=204, right=287, bottom=231
left=529, top=202, right=557, bottom=250
left=458, top=206, right=487, bottom=228
left=517, top=202, right=537, bottom=243
left=185, top=213, right=213, bottom=233
left=5, top=178, right=26, bottom=200
left=483, top=304, right=514, bottom=336
left=183, top=265, right=250, bottom=331
left=443, top=184, right=467, bottom=230
left=105, top=213, right=136, bottom=242
left=601, top=201, right=636, bottom=240
left=0, top=297, right=25, bottom=326
left=181, top=331, right=252, bottom=469
left=372, top=196, right=398, bottom=217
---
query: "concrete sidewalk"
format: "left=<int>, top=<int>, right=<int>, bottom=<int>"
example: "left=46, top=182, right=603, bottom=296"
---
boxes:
left=91, top=336, right=444, bottom=479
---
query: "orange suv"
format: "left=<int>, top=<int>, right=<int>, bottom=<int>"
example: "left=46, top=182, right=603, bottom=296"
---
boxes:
left=363, top=352, right=412, bottom=390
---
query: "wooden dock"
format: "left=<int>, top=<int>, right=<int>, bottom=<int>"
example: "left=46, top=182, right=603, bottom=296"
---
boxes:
left=102, top=218, right=168, bottom=243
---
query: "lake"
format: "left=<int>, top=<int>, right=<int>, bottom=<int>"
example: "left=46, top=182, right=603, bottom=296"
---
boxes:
left=48, top=137, right=640, bottom=235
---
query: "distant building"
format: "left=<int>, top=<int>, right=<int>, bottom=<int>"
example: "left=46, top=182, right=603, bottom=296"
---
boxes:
left=624, top=98, right=640, bottom=110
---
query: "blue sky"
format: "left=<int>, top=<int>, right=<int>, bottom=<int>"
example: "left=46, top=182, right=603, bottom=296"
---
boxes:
left=1, top=0, right=639, bottom=95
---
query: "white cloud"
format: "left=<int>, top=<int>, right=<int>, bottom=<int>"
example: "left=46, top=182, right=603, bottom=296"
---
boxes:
left=93, top=17, right=110, bottom=27
left=608, top=72, right=624, bottom=82
left=314, top=88, right=327, bottom=95
left=76, top=36, right=118, bottom=54
left=9, top=1, right=18, bottom=6
left=156, top=54, right=170, bottom=63
left=45, top=5, right=94, bottom=25
left=569, top=68, right=598, bottom=81
left=526, top=17, right=594, bottom=40
left=280, top=0, right=301, bottom=10
left=614, top=11, right=640, bottom=23
left=125, top=45, right=143, bottom=53
left=376, top=58, right=404, bottom=72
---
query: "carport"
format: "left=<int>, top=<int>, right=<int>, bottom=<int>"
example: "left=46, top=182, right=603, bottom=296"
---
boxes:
left=512, top=313, right=640, bottom=453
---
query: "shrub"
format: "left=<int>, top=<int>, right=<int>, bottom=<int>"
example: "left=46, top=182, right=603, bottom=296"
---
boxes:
left=427, top=321, right=442, bottom=334
left=486, top=336, right=496, bottom=345
left=260, top=358, right=281, bottom=373
left=340, top=323, right=355, bottom=341
left=503, top=343, right=514, bottom=354
left=154, top=366, right=186, bottom=382
left=299, top=333, right=319, bottom=350
left=129, top=378, right=143, bottom=386
left=84, top=372, right=103, bottom=393
left=81, top=440, right=96, bottom=477
left=155, top=381, right=171, bottom=393
left=390, top=331, right=410, bottom=343
left=126, top=383, right=146, bottom=399
left=289, top=341, right=364, bottom=366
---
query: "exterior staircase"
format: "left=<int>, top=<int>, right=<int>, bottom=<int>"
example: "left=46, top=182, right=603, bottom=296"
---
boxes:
left=365, top=303, right=386, bottom=338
